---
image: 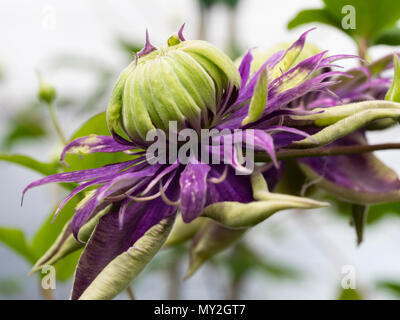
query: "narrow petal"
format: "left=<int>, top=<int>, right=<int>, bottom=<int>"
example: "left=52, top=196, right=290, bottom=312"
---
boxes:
left=238, top=49, right=253, bottom=87
left=60, top=135, right=134, bottom=163
left=179, top=161, right=211, bottom=223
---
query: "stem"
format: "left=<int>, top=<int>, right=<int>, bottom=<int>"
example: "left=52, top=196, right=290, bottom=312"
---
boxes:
left=227, top=275, right=243, bottom=300
left=255, top=143, right=400, bottom=162
left=48, top=102, right=67, bottom=145
left=166, top=258, right=181, bottom=300
left=357, top=37, right=369, bottom=63
left=126, top=286, right=136, bottom=300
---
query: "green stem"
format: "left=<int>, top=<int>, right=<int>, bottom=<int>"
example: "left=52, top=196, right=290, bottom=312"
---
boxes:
left=255, top=143, right=400, bottom=162
left=48, top=102, right=67, bottom=145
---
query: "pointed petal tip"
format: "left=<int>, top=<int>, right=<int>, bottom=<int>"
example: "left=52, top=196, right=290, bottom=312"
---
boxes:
left=178, top=23, right=186, bottom=41
left=138, top=29, right=157, bottom=58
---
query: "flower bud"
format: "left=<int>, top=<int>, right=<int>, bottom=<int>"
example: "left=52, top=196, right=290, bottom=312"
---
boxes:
left=107, top=29, right=241, bottom=144
left=38, top=74, right=56, bottom=104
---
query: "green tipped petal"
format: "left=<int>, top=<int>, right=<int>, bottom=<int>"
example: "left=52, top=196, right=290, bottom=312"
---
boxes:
left=30, top=206, right=111, bottom=275
left=201, top=197, right=327, bottom=229
left=78, top=215, right=175, bottom=300
left=351, top=204, right=367, bottom=246
left=185, top=221, right=245, bottom=279
left=164, top=213, right=206, bottom=247
left=385, top=54, right=400, bottom=102
left=291, top=101, right=400, bottom=148
left=241, top=67, right=268, bottom=126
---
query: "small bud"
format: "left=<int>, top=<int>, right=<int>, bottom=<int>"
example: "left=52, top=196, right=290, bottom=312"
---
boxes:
left=38, top=73, right=56, bottom=104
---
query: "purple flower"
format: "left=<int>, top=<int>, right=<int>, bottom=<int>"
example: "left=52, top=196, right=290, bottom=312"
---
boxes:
left=25, top=29, right=368, bottom=299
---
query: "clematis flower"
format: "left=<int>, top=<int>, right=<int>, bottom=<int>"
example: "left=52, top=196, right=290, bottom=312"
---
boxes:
left=24, top=27, right=398, bottom=299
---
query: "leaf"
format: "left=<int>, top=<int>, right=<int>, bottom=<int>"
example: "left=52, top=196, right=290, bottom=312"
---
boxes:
left=0, top=153, right=58, bottom=176
left=376, top=281, right=400, bottom=297
left=373, top=27, right=400, bottom=46
left=323, top=0, right=400, bottom=40
left=222, top=244, right=299, bottom=280
left=287, top=8, right=341, bottom=31
left=2, top=109, right=47, bottom=149
left=0, top=227, right=35, bottom=263
left=288, top=0, right=400, bottom=44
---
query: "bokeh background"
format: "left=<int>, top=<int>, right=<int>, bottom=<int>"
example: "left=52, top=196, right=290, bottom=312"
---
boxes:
left=1, top=0, right=400, bottom=299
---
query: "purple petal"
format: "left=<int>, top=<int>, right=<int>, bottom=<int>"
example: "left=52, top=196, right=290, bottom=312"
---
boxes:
left=138, top=29, right=157, bottom=58
left=179, top=161, right=211, bottom=223
left=22, top=159, right=141, bottom=203
left=60, top=135, right=134, bottom=163
left=238, top=49, right=253, bottom=87
left=299, top=133, right=400, bottom=204
left=71, top=197, right=177, bottom=299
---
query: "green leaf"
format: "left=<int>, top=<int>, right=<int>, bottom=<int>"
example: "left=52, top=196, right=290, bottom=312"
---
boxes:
left=323, top=0, right=400, bottom=40
left=376, top=280, right=400, bottom=297
left=2, top=108, right=47, bottom=149
left=287, top=8, right=341, bottom=31
left=222, top=244, right=299, bottom=280
left=0, top=153, right=58, bottom=176
left=288, top=0, right=400, bottom=45
left=0, top=227, right=35, bottom=263
left=373, top=27, right=400, bottom=46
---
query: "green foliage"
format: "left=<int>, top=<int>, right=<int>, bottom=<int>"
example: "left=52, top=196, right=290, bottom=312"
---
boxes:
left=0, top=153, right=58, bottom=176
left=0, top=227, right=35, bottom=263
left=338, top=288, right=363, bottom=300
left=288, top=0, right=400, bottom=47
left=376, top=280, right=400, bottom=298
left=1, top=108, right=47, bottom=150
left=220, top=244, right=299, bottom=280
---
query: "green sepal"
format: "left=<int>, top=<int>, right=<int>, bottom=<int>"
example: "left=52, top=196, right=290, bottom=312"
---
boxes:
left=241, top=67, right=268, bottom=126
left=185, top=221, right=245, bottom=279
left=385, top=54, right=400, bottom=102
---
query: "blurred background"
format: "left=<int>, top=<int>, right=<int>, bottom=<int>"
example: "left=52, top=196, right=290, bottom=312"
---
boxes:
left=1, top=0, right=400, bottom=299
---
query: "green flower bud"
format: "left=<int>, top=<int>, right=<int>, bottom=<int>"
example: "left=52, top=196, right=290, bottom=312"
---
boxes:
left=107, top=29, right=241, bottom=144
left=38, top=74, right=56, bottom=104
